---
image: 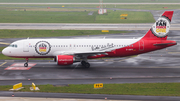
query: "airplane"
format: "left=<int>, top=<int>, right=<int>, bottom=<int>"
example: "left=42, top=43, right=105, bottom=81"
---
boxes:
left=2, top=11, right=177, bottom=68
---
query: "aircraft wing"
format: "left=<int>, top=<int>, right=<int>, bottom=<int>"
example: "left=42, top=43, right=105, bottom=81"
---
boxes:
left=53, top=46, right=118, bottom=57
left=74, top=51, right=108, bottom=55
left=53, top=51, right=108, bottom=56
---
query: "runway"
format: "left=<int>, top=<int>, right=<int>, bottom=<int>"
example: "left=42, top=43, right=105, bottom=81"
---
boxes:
left=1, top=92, right=180, bottom=101
left=0, top=23, right=180, bottom=30
left=1, top=61, right=180, bottom=85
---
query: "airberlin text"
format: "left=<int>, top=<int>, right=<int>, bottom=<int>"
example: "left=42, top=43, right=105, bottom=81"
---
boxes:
left=91, top=43, right=114, bottom=51
left=58, top=59, right=73, bottom=61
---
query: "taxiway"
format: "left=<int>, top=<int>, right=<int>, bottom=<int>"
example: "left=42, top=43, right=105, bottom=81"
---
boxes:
left=0, top=23, right=179, bottom=30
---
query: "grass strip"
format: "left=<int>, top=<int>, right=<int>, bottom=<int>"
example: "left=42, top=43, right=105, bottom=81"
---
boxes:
left=0, top=6, right=155, bottom=23
left=1, top=4, right=180, bottom=11
left=0, top=83, right=180, bottom=96
left=0, top=30, right=129, bottom=38
left=0, top=0, right=180, bottom=3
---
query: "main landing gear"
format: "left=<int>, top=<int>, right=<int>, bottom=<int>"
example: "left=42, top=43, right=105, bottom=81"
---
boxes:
left=24, top=58, right=28, bottom=67
left=81, top=61, right=90, bottom=68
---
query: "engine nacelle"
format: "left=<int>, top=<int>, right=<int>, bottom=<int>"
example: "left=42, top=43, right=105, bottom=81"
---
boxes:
left=56, top=55, right=74, bottom=65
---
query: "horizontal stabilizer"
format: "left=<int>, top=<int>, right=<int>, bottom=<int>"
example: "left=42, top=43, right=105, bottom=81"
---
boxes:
left=153, top=43, right=177, bottom=46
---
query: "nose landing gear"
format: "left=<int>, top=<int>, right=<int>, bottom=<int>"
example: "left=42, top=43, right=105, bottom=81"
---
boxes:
left=24, top=58, right=28, bottom=67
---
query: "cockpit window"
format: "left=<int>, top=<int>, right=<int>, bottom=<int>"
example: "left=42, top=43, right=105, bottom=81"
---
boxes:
left=8, top=44, right=18, bottom=48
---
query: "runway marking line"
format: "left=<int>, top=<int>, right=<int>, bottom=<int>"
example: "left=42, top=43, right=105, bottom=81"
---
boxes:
left=0, top=62, right=7, bottom=67
left=11, top=63, right=36, bottom=67
left=0, top=42, right=10, bottom=45
left=5, top=66, right=32, bottom=70
left=4, top=63, right=36, bottom=70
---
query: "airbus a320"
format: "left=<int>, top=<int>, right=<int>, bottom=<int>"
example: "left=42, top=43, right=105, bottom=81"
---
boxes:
left=2, top=11, right=176, bottom=68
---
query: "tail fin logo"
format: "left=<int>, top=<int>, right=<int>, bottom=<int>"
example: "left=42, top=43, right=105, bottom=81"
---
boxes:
left=151, top=16, right=170, bottom=38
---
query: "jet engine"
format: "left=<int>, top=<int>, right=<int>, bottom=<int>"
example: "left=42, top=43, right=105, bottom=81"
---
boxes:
left=56, top=55, right=74, bottom=65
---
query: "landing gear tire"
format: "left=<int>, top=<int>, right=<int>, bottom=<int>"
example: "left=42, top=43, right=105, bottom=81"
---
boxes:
left=24, top=63, right=28, bottom=67
left=81, top=61, right=90, bottom=68
left=24, top=58, right=29, bottom=67
left=84, top=62, right=90, bottom=68
left=81, top=61, right=86, bottom=66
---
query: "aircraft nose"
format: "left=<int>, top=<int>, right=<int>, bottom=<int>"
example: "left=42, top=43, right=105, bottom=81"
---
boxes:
left=2, top=48, right=9, bottom=56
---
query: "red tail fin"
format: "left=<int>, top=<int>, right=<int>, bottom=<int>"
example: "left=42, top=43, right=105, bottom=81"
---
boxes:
left=142, top=11, right=174, bottom=40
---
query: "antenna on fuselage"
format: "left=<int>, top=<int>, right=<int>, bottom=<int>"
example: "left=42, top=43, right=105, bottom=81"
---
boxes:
left=27, top=37, right=29, bottom=39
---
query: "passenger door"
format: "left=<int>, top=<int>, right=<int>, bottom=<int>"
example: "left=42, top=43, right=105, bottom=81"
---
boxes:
left=23, top=41, right=29, bottom=52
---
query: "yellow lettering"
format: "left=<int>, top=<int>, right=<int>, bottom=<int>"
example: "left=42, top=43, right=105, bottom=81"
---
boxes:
left=39, top=49, right=46, bottom=52
left=156, top=28, right=166, bottom=33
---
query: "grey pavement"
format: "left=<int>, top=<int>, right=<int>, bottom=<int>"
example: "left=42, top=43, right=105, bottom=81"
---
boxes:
left=0, top=23, right=179, bottom=30
left=0, top=3, right=180, bottom=5
left=0, top=97, right=134, bottom=101
left=0, top=91, right=180, bottom=101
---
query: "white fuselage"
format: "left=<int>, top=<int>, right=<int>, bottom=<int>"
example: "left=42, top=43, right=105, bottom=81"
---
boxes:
left=2, top=38, right=140, bottom=58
